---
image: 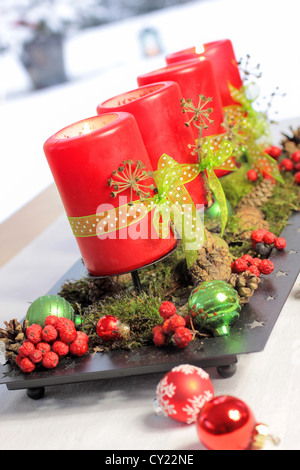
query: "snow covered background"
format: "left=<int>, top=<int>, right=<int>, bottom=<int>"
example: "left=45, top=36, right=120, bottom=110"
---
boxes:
left=0, top=0, right=299, bottom=223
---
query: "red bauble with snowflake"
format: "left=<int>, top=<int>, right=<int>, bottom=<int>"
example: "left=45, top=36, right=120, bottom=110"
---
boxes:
left=154, top=364, right=214, bottom=424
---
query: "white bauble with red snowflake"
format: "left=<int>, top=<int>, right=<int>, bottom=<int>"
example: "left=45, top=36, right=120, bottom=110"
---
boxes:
left=154, top=364, right=214, bottom=424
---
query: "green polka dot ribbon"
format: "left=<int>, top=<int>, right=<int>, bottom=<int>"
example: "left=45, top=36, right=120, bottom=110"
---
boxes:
left=199, top=139, right=234, bottom=235
left=226, top=84, right=283, bottom=183
left=68, top=154, right=206, bottom=269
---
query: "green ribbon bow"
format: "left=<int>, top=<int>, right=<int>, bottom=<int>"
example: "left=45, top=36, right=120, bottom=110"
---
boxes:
left=152, top=154, right=205, bottom=268
left=228, top=84, right=283, bottom=183
left=199, top=139, right=234, bottom=235
left=68, top=155, right=206, bottom=269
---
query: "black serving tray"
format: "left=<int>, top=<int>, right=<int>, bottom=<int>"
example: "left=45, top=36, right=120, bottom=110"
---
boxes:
left=1, top=211, right=300, bottom=399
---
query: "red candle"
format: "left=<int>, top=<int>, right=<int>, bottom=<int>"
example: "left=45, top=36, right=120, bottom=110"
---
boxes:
left=97, top=81, right=206, bottom=207
left=43, top=113, right=177, bottom=277
left=165, top=39, right=243, bottom=107
left=137, top=59, right=224, bottom=140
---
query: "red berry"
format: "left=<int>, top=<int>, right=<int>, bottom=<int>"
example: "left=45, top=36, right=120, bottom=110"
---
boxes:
left=20, top=358, right=36, bottom=373
left=153, top=330, right=167, bottom=347
left=247, top=265, right=261, bottom=277
left=158, top=301, right=177, bottom=320
left=274, top=237, right=287, bottom=250
left=241, top=254, right=253, bottom=265
left=169, top=314, right=186, bottom=332
left=232, top=258, right=248, bottom=273
left=152, top=324, right=163, bottom=335
left=295, top=172, right=300, bottom=185
left=264, top=145, right=281, bottom=159
left=250, top=258, right=262, bottom=268
left=294, top=163, right=300, bottom=172
left=162, top=319, right=172, bottom=335
left=59, top=325, right=77, bottom=344
left=247, top=169, right=258, bottom=182
left=19, top=341, right=35, bottom=357
left=25, top=324, right=43, bottom=345
left=263, top=231, right=276, bottom=245
left=292, top=151, right=300, bottom=163
left=251, top=229, right=268, bottom=243
left=36, top=342, right=51, bottom=354
left=69, top=339, right=88, bottom=357
left=42, top=351, right=59, bottom=369
left=52, top=340, right=69, bottom=357
left=42, top=325, right=58, bottom=343
left=45, top=315, right=59, bottom=328
left=280, top=158, right=294, bottom=171
left=55, top=317, right=75, bottom=332
left=16, top=353, right=25, bottom=366
left=174, top=327, right=193, bottom=349
left=28, top=350, right=43, bottom=364
left=259, top=259, right=274, bottom=275
left=75, top=331, right=89, bottom=343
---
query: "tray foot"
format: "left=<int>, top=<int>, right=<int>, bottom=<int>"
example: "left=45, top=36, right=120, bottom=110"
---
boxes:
left=217, top=362, right=237, bottom=378
left=26, top=387, right=45, bottom=400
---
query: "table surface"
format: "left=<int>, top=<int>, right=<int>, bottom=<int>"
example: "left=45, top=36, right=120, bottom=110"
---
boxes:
left=0, top=206, right=300, bottom=450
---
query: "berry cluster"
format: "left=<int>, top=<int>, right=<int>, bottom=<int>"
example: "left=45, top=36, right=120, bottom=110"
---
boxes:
left=16, top=316, right=89, bottom=374
left=278, top=150, right=300, bottom=184
left=152, top=301, right=193, bottom=349
left=251, top=229, right=286, bottom=256
left=231, top=254, right=274, bottom=277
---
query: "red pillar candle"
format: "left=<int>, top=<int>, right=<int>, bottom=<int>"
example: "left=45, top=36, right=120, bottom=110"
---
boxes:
left=97, top=81, right=206, bottom=207
left=43, top=113, right=177, bottom=277
left=165, top=39, right=243, bottom=107
left=137, top=59, right=224, bottom=141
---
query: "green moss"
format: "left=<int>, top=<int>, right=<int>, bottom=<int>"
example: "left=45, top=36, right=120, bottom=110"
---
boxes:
left=58, top=243, right=190, bottom=352
left=81, top=292, right=163, bottom=352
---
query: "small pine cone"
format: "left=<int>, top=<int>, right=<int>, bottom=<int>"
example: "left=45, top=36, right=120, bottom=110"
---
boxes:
left=88, top=277, right=122, bottom=304
left=0, top=318, right=29, bottom=364
left=189, top=231, right=233, bottom=285
left=237, top=179, right=274, bottom=210
left=228, top=271, right=260, bottom=305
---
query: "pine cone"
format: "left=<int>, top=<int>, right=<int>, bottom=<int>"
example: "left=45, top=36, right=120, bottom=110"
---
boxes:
left=281, top=127, right=300, bottom=156
left=235, top=206, right=269, bottom=240
left=237, top=179, right=274, bottom=210
left=88, top=277, right=122, bottom=304
left=228, top=271, right=260, bottom=305
left=0, top=318, right=28, bottom=364
left=189, top=232, right=233, bottom=285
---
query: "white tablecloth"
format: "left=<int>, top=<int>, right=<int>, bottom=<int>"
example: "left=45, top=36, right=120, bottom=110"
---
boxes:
left=0, top=212, right=299, bottom=450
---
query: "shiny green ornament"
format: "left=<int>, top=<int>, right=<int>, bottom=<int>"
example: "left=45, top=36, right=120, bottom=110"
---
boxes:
left=26, top=295, right=81, bottom=328
left=205, top=196, right=233, bottom=220
left=188, top=280, right=241, bottom=336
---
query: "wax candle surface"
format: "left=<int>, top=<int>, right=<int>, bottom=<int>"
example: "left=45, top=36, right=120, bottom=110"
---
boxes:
left=137, top=59, right=224, bottom=140
left=97, top=81, right=206, bottom=207
left=165, top=39, right=243, bottom=107
left=44, top=113, right=176, bottom=276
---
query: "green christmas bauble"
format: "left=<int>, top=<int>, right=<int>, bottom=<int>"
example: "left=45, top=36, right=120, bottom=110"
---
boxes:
left=26, top=295, right=81, bottom=328
left=205, top=197, right=233, bottom=220
left=188, top=280, right=241, bottom=337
